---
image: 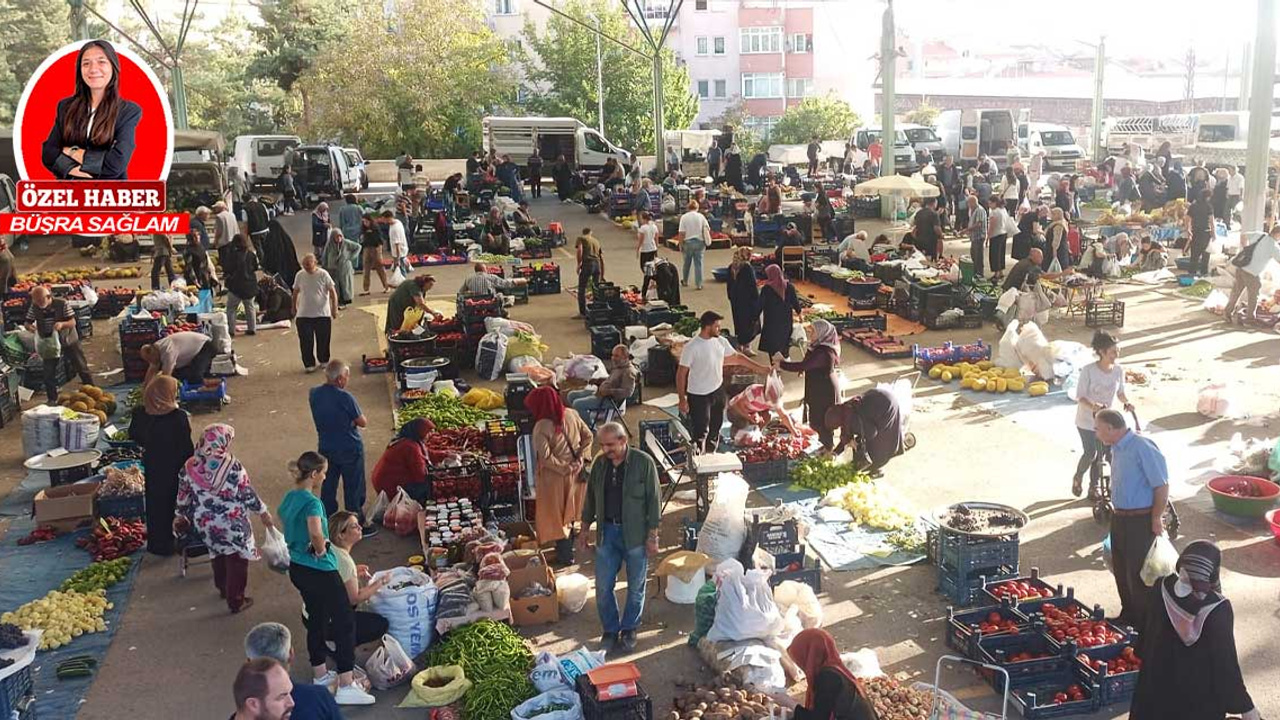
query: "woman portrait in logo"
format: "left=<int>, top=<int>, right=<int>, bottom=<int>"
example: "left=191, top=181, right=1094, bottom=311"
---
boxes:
left=40, top=39, right=141, bottom=180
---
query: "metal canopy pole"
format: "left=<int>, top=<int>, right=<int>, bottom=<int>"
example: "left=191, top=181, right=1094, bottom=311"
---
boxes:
left=879, top=0, right=896, bottom=219
left=1241, top=0, right=1276, bottom=233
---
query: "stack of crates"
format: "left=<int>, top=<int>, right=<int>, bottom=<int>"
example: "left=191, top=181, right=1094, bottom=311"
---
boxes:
left=936, top=525, right=1020, bottom=606
left=745, top=514, right=821, bottom=593
left=504, top=375, right=535, bottom=433
left=528, top=262, right=561, bottom=295
left=644, top=345, right=676, bottom=386
left=609, top=190, right=632, bottom=218
left=458, top=294, right=504, bottom=370
left=71, top=301, right=94, bottom=339
left=119, top=314, right=163, bottom=382
left=0, top=359, right=18, bottom=428
left=589, top=325, right=622, bottom=361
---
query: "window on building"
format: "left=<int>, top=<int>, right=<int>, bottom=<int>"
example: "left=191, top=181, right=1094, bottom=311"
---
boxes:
left=696, top=36, right=709, bottom=55
left=494, top=0, right=515, bottom=15
left=789, top=33, right=811, bottom=53
left=786, top=78, right=813, bottom=98
left=741, top=72, right=783, bottom=99
left=739, top=26, right=782, bottom=54
left=714, top=79, right=727, bottom=98
left=713, top=36, right=725, bottom=55
left=697, top=80, right=710, bottom=99
left=695, top=0, right=707, bottom=10
left=744, top=116, right=781, bottom=140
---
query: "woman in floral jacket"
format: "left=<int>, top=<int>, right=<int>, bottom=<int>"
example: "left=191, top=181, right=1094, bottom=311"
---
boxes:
left=175, top=423, right=277, bottom=613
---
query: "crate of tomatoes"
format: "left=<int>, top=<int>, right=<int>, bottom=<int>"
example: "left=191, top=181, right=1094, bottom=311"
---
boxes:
left=945, top=598, right=1028, bottom=658
left=981, top=568, right=1061, bottom=606
left=978, top=630, right=1075, bottom=691
left=1011, top=676, right=1100, bottom=719
left=735, top=431, right=807, bottom=486
left=1038, top=604, right=1129, bottom=652
left=1075, top=643, right=1142, bottom=705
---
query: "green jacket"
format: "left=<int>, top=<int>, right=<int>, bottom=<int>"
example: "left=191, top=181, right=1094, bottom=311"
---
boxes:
left=582, top=448, right=660, bottom=550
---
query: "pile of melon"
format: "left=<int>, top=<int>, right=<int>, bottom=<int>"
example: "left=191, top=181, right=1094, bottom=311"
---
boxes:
left=57, top=385, right=118, bottom=425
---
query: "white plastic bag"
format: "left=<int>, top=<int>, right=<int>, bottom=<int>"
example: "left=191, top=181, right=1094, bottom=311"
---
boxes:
left=81, top=285, right=99, bottom=307
left=773, top=580, right=823, bottom=629
left=366, top=634, right=417, bottom=690
left=706, top=559, right=784, bottom=642
left=369, top=490, right=391, bottom=524
left=557, top=649, right=605, bottom=686
left=367, top=567, right=438, bottom=657
left=1196, top=383, right=1237, bottom=419
left=1201, top=289, right=1229, bottom=313
left=1015, top=322, right=1054, bottom=380
left=695, top=473, right=749, bottom=561
left=383, top=487, right=422, bottom=537
left=994, top=319, right=1021, bottom=369
left=59, top=412, right=99, bottom=452
left=260, top=526, right=290, bottom=573
left=556, top=573, right=590, bottom=614
left=1141, top=535, right=1178, bottom=587
left=389, top=266, right=406, bottom=288
left=530, top=652, right=572, bottom=692
left=512, top=689, right=583, bottom=720
left=841, top=649, right=883, bottom=679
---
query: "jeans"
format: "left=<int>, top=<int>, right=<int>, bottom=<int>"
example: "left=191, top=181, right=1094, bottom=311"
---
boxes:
left=686, top=387, right=725, bottom=454
left=174, top=340, right=216, bottom=386
left=1110, top=514, right=1155, bottom=629
left=1189, top=232, right=1211, bottom=276
left=296, top=316, right=332, bottom=369
left=150, top=254, right=175, bottom=289
left=320, top=445, right=367, bottom=521
left=594, top=523, right=647, bottom=634
left=988, top=234, right=1008, bottom=274
left=577, top=260, right=601, bottom=315
left=289, top=563, right=356, bottom=673
left=1075, top=428, right=1106, bottom=488
left=225, top=291, right=257, bottom=336
left=970, top=237, right=986, bottom=277
left=568, top=389, right=611, bottom=428
left=212, top=553, right=249, bottom=611
left=1224, top=270, right=1262, bottom=320
left=362, top=246, right=388, bottom=291
left=682, top=240, right=705, bottom=288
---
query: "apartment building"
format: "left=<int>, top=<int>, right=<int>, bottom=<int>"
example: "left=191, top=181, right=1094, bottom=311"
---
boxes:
left=484, top=0, right=879, bottom=139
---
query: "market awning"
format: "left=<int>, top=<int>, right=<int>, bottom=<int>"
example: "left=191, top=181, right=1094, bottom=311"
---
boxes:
left=173, top=129, right=225, bottom=154
left=852, top=174, right=939, bottom=198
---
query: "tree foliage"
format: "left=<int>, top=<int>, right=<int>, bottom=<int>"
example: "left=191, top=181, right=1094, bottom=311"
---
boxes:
left=904, top=102, right=940, bottom=126
left=0, top=0, right=70, bottom=125
left=250, top=0, right=354, bottom=129
left=771, top=94, right=861, bottom=146
left=519, top=0, right=698, bottom=155
left=297, top=0, right=514, bottom=158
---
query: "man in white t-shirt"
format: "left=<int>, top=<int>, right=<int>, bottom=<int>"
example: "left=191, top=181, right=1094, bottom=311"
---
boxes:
left=292, top=253, right=339, bottom=373
left=677, top=311, right=774, bottom=453
left=635, top=211, right=660, bottom=298
left=675, top=201, right=711, bottom=290
left=1225, top=166, right=1245, bottom=219
left=382, top=209, right=410, bottom=275
left=1224, top=226, right=1280, bottom=326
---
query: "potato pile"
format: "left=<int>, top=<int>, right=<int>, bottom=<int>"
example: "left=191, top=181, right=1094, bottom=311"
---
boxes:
left=57, top=385, right=118, bottom=426
left=669, top=685, right=783, bottom=720
left=861, top=677, right=935, bottom=720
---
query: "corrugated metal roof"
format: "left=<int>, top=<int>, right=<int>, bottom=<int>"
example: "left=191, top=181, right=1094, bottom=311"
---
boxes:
left=893, top=75, right=1244, bottom=103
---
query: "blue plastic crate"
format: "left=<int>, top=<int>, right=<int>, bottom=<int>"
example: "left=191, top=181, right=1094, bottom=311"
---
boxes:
left=97, top=492, right=146, bottom=519
left=937, top=530, right=1020, bottom=581
left=945, top=598, right=1027, bottom=658
left=1010, top=674, right=1101, bottom=719
left=1074, top=643, right=1141, bottom=706
left=0, top=662, right=33, bottom=719
left=980, top=568, right=1062, bottom=607
left=978, top=630, right=1074, bottom=692
left=938, top=564, right=1018, bottom=606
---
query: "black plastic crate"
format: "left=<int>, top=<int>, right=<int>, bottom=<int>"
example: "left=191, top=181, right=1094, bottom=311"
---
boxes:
left=1085, top=299, right=1125, bottom=328
left=1074, top=644, right=1141, bottom=706
left=739, top=459, right=790, bottom=486
left=576, top=674, right=652, bottom=720
left=979, top=630, right=1074, bottom=691
left=749, top=514, right=800, bottom=552
left=767, top=555, right=821, bottom=594
left=938, top=564, right=1017, bottom=606
left=945, top=598, right=1027, bottom=658
left=96, top=492, right=146, bottom=519
left=681, top=519, right=702, bottom=550
left=844, top=278, right=882, bottom=300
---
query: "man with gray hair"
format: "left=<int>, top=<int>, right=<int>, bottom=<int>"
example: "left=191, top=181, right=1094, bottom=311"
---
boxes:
left=213, top=200, right=240, bottom=269
left=308, top=359, right=375, bottom=535
left=577, top=421, right=660, bottom=654
left=244, top=623, right=343, bottom=719
left=566, top=344, right=638, bottom=429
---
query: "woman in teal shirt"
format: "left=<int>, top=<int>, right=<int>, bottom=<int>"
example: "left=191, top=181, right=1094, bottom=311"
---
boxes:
left=278, top=451, right=375, bottom=707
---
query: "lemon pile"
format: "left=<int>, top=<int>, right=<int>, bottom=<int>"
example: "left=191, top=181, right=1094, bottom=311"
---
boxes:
left=928, top=360, right=1049, bottom=396
left=827, top=481, right=915, bottom=531
left=2, top=589, right=111, bottom=650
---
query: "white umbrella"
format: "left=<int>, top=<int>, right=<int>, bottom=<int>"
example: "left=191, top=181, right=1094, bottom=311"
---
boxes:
left=852, top=174, right=940, bottom=198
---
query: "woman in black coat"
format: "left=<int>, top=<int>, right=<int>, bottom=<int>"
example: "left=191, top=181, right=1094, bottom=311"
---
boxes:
left=1011, top=206, right=1039, bottom=260
left=128, top=376, right=194, bottom=556
left=723, top=150, right=744, bottom=193
left=779, top=319, right=841, bottom=451
left=260, top=218, right=302, bottom=286
left=755, top=265, right=802, bottom=359
left=41, top=40, right=141, bottom=180
left=726, top=247, right=760, bottom=352
left=552, top=155, right=574, bottom=202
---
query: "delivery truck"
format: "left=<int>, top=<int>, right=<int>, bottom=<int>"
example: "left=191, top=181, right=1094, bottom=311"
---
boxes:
left=482, top=116, right=631, bottom=177
left=937, top=108, right=1025, bottom=168
left=1019, top=122, right=1087, bottom=172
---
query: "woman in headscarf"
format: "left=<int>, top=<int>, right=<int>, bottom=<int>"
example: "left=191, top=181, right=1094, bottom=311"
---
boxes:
left=726, top=247, right=760, bottom=354
left=321, top=228, right=361, bottom=307
left=724, top=146, right=745, bottom=193
left=784, top=629, right=878, bottom=720
left=1129, top=541, right=1260, bottom=720
left=755, top=264, right=803, bottom=360
left=1043, top=207, right=1072, bottom=271
left=779, top=319, right=841, bottom=450
left=260, top=217, right=302, bottom=287
left=527, top=386, right=592, bottom=565
left=552, top=154, right=574, bottom=202
left=128, top=376, right=194, bottom=556
left=370, top=417, right=434, bottom=502
left=311, top=202, right=331, bottom=255
left=174, top=424, right=277, bottom=613
left=825, top=387, right=904, bottom=473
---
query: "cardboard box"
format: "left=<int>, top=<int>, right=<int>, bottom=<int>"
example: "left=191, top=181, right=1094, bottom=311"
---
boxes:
left=34, top=481, right=100, bottom=527
left=509, top=564, right=559, bottom=626
left=500, top=521, right=539, bottom=551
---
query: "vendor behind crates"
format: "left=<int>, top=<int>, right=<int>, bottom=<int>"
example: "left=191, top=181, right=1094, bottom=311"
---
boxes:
left=825, top=387, right=903, bottom=472
left=775, top=629, right=877, bottom=720
left=141, top=330, right=217, bottom=388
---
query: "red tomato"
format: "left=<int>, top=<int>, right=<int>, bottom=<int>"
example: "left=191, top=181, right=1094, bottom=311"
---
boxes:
left=1053, top=693, right=1068, bottom=704
left=988, top=612, right=1002, bottom=624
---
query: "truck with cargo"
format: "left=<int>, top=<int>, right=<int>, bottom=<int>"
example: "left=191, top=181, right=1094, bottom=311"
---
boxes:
left=481, top=116, right=631, bottom=177
left=937, top=109, right=1024, bottom=168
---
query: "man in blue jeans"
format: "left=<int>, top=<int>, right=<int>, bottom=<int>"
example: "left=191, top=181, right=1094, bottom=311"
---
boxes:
left=578, top=422, right=660, bottom=654
left=308, top=359, right=378, bottom=536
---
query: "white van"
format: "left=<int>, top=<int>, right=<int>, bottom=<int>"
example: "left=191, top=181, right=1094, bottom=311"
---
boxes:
left=482, top=116, right=630, bottom=175
left=1020, top=123, right=1086, bottom=172
left=937, top=109, right=1022, bottom=168
left=851, top=126, right=917, bottom=173
left=900, top=123, right=946, bottom=164
left=293, top=144, right=361, bottom=200
left=230, top=134, right=302, bottom=189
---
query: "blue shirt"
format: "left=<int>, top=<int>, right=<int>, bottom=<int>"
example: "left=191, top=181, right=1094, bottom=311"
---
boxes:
left=1110, top=430, right=1168, bottom=510
left=291, top=682, right=344, bottom=720
left=309, top=384, right=363, bottom=453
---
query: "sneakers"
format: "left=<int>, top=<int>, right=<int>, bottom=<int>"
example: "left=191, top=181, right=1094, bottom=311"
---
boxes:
left=313, top=670, right=337, bottom=687
left=360, top=523, right=380, bottom=538
left=334, top=684, right=377, bottom=706
left=305, top=365, right=319, bottom=374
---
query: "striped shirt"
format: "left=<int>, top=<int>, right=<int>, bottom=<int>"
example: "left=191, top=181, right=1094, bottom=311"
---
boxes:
left=460, top=272, right=515, bottom=296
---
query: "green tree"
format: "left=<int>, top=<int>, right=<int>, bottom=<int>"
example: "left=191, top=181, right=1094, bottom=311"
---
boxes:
left=249, top=0, right=354, bottom=130
left=298, top=0, right=513, bottom=158
left=520, top=0, right=698, bottom=155
left=710, top=99, right=761, bottom=155
left=771, top=94, right=860, bottom=145
left=905, top=102, right=939, bottom=126
left=0, top=0, right=70, bottom=124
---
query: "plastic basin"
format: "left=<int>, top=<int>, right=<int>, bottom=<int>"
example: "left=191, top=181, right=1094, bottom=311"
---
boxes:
left=1177, top=275, right=1196, bottom=287
left=1207, top=475, right=1280, bottom=518
left=1266, top=509, right=1280, bottom=545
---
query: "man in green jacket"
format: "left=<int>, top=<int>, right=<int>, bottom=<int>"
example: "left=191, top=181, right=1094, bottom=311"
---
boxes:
left=577, top=421, right=660, bottom=653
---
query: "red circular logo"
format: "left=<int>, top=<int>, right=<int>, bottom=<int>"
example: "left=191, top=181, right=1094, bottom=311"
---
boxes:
left=12, top=41, right=173, bottom=181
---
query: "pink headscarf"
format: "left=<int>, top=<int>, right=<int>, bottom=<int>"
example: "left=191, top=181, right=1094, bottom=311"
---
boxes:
left=764, top=264, right=788, bottom=298
left=182, top=423, right=239, bottom=492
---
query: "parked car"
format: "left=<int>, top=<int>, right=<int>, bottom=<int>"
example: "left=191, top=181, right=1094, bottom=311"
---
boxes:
left=1018, top=122, right=1086, bottom=172
left=852, top=126, right=917, bottom=173
left=293, top=144, right=361, bottom=202
left=230, top=134, right=301, bottom=189
left=900, top=123, right=946, bottom=164
left=343, top=148, right=369, bottom=190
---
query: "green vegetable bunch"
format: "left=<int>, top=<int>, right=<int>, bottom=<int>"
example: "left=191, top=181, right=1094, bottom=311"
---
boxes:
left=789, top=456, right=870, bottom=495
left=673, top=317, right=700, bottom=336
left=426, top=620, right=535, bottom=720
left=396, top=393, right=494, bottom=430
left=60, top=558, right=133, bottom=593
left=885, top=527, right=927, bottom=555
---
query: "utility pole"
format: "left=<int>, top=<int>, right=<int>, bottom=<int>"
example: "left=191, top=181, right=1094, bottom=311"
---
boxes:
left=1183, top=47, right=1196, bottom=115
left=1242, top=0, right=1276, bottom=233
left=67, top=0, right=88, bottom=40
left=595, top=13, right=605, bottom=134
left=1091, top=37, right=1105, bottom=163
left=879, top=0, right=895, bottom=219
left=1238, top=42, right=1252, bottom=111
